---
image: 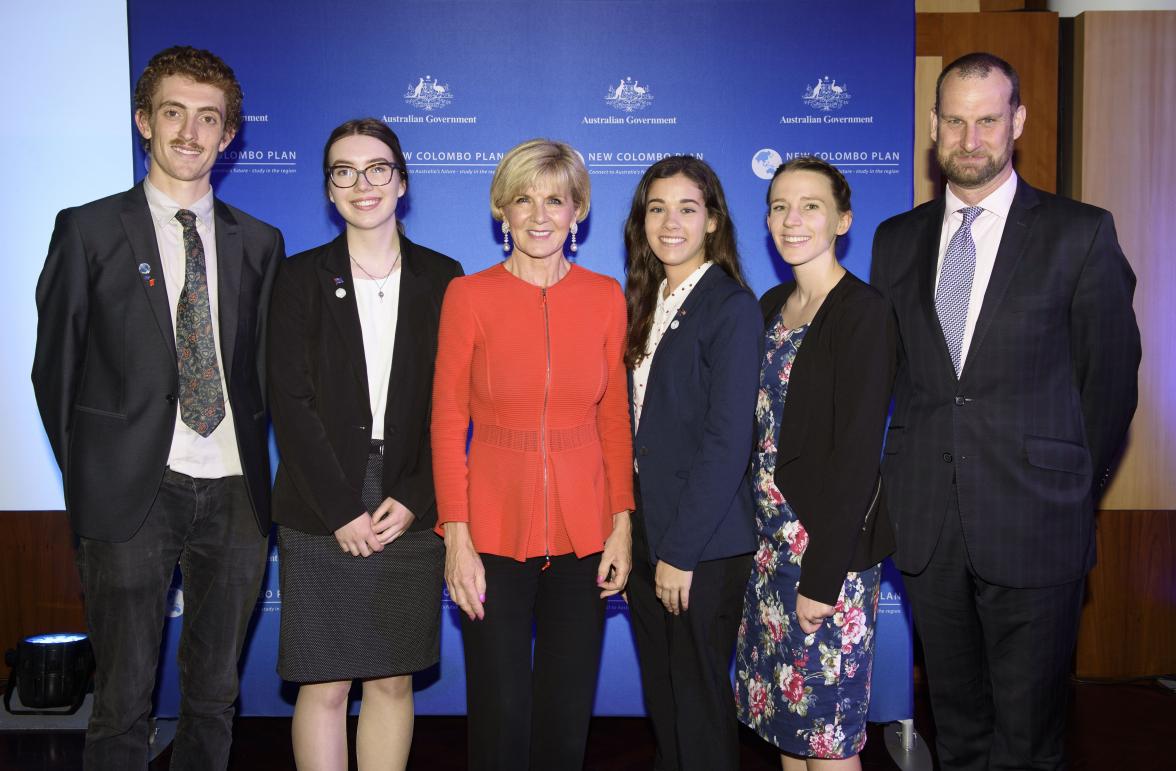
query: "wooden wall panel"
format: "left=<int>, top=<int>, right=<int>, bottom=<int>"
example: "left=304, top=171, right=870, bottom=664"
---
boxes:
left=980, top=0, right=1046, bottom=10
left=1070, top=11, right=1176, bottom=511
left=1077, top=510, right=1176, bottom=678
left=914, top=56, right=943, bottom=206
left=918, top=0, right=980, bottom=10
left=916, top=11, right=1058, bottom=193
left=0, top=511, right=85, bottom=673
left=916, top=0, right=1047, bottom=10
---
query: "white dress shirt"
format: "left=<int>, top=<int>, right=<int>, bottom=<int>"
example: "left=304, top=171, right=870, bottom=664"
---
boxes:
left=934, top=171, right=1019, bottom=371
left=144, top=178, right=242, bottom=479
left=631, top=261, right=712, bottom=434
left=353, top=263, right=402, bottom=441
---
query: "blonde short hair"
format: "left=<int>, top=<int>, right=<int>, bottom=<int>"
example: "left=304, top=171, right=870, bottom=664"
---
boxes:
left=489, top=139, right=591, bottom=222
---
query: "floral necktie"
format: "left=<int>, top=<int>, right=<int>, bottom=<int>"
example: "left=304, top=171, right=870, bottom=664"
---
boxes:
left=174, top=209, right=225, bottom=437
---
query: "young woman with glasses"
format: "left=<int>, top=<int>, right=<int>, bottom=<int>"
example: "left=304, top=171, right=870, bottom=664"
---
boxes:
left=267, top=117, right=463, bottom=770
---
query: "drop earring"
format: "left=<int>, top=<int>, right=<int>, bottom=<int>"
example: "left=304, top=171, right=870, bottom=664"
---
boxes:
left=502, top=222, right=511, bottom=254
left=569, top=221, right=578, bottom=255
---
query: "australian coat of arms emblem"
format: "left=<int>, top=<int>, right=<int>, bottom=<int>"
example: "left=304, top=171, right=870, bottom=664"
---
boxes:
left=405, top=75, right=453, bottom=111
left=605, top=77, right=654, bottom=113
left=802, top=76, right=851, bottom=112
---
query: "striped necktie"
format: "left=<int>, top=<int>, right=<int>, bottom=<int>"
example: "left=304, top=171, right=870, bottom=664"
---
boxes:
left=935, top=206, right=983, bottom=377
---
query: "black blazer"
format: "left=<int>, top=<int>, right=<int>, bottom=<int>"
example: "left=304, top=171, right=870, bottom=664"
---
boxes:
left=32, top=183, right=285, bottom=540
left=268, top=233, right=462, bottom=535
left=760, top=271, right=897, bottom=605
left=870, top=179, right=1140, bottom=586
left=630, top=266, right=761, bottom=570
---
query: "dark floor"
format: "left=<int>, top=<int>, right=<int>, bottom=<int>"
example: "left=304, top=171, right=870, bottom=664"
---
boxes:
left=2, top=679, right=1173, bottom=770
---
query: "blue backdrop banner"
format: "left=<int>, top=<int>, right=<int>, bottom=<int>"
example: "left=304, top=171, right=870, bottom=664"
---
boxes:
left=130, top=0, right=914, bottom=721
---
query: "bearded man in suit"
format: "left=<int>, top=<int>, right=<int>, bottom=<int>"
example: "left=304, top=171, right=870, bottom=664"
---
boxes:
left=33, top=46, right=284, bottom=770
left=870, top=52, right=1139, bottom=770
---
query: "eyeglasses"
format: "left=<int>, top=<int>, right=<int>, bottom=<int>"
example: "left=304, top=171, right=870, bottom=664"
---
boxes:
left=326, top=163, right=399, bottom=188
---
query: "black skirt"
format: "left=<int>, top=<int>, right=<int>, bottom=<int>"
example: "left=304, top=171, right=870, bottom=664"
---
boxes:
left=277, top=446, right=444, bottom=682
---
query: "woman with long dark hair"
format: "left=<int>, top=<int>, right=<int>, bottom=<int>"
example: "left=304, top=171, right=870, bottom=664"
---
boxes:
left=268, top=118, right=462, bottom=769
left=623, top=156, right=762, bottom=771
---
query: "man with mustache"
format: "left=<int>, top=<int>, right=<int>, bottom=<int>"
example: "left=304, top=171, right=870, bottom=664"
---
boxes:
left=870, top=52, right=1139, bottom=770
left=32, top=46, right=284, bottom=770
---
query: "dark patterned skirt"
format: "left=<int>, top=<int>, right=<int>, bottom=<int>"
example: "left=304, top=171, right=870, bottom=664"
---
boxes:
left=277, top=445, right=444, bottom=683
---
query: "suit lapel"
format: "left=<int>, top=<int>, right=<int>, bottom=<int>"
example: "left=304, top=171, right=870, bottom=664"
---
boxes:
left=214, top=199, right=242, bottom=386
left=961, top=181, right=1040, bottom=381
left=121, top=186, right=175, bottom=359
left=318, top=236, right=369, bottom=394
left=386, top=237, right=427, bottom=424
left=914, top=197, right=958, bottom=380
left=637, top=265, right=723, bottom=442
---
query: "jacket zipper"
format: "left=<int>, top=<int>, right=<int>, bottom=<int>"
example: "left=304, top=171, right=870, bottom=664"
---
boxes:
left=540, top=287, right=552, bottom=571
left=861, top=475, right=883, bottom=531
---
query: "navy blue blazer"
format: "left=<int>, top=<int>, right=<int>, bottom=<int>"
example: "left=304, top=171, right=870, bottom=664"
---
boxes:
left=631, top=265, right=761, bottom=571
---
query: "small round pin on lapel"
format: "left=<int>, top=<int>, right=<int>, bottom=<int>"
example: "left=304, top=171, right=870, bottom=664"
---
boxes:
left=335, top=288, right=347, bottom=299
left=670, top=319, right=680, bottom=330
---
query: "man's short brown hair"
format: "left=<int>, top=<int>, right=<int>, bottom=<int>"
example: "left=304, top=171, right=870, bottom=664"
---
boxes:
left=133, top=46, right=243, bottom=137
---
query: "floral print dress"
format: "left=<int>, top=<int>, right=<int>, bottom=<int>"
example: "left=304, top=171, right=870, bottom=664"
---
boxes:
left=734, top=315, right=881, bottom=759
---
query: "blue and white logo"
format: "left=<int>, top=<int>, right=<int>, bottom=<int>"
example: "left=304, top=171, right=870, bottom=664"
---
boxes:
left=803, top=75, right=851, bottom=112
left=405, top=75, right=454, bottom=111
left=878, top=587, right=905, bottom=616
left=752, top=148, right=782, bottom=180
left=166, top=587, right=184, bottom=618
left=605, top=77, right=654, bottom=113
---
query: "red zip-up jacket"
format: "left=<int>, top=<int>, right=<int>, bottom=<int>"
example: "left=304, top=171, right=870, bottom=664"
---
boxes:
left=431, top=263, right=635, bottom=560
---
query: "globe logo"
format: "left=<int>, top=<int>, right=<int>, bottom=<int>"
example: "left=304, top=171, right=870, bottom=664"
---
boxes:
left=752, top=148, right=782, bottom=180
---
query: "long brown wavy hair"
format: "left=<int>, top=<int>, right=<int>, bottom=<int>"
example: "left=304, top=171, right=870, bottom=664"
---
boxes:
left=623, top=156, right=746, bottom=370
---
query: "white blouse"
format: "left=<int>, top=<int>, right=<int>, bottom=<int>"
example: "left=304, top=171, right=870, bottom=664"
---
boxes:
left=353, top=265, right=402, bottom=441
left=631, top=261, right=713, bottom=434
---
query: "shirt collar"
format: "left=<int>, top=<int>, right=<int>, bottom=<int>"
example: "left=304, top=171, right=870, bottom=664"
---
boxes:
left=657, top=261, right=713, bottom=309
left=143, top=177, right=216, bottom=230
left=944, top=169, right=1018, bottom=223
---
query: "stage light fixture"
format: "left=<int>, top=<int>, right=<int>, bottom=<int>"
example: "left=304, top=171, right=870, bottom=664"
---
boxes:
left=4, top=633, right=94, bottom=715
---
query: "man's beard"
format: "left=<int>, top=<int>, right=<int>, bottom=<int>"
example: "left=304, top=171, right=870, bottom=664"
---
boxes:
left=938, top=141, right=1012, bottom=189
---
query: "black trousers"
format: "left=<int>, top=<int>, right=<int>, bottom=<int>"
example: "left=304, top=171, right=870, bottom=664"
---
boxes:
left=76, top=471, right=267, bottom=771
left=903, top=486, right=1084, bottom=771
left=628, top=512, right=752, bottom=771
left=460, top=552, right=606, bottom=771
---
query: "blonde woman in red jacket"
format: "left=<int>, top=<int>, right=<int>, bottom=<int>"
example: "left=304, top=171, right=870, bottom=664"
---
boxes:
left=431, top=139, right=635, bottom=771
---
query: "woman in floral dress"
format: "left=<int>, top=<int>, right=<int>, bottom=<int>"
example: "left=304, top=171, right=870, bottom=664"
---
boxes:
left=735, top=156, right=897, bottom=769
